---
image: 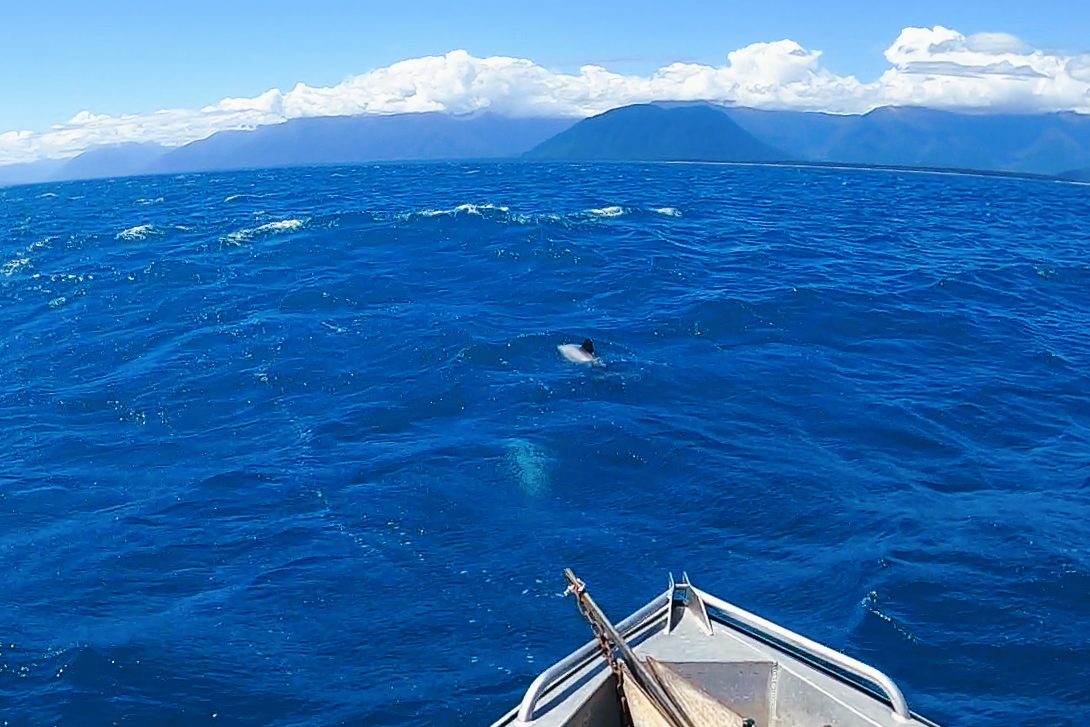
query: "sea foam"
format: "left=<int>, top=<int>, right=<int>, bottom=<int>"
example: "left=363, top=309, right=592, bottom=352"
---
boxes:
left=117, top=224, right=159, bottom=241
left=223, top=218, right=305, bottom=244
left=417, top=203, right=509, bottom=218
left=1, top=257, right=30, bottom=276
left=586, top=205, right=627, bottom=217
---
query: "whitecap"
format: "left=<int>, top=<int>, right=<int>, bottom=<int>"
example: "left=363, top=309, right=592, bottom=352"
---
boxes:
left=224, top=192, right=271, bottom=203
left=418, top=203, right=509, bottom=218
left=223, top=218, right=305, bottom=245
left=1, top=257, right=30, bottom=276
left=586, top=205, right=626, bottom=218
left=255, top=219, right=303, bottom=234
left=48, top=296, right=67, bottom=309
left=36, top=192, right=58, bottom=199
left=116, top=224, right=159, bottom=241
left=653, top=207, right=682, bottom=217
left=460, top=203, right=508, bottom=214
left=136, top=197, right=164, bottom=206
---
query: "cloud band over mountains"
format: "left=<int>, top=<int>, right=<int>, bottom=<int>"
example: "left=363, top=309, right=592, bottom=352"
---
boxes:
left=3, top=26, right=1089, bottom=165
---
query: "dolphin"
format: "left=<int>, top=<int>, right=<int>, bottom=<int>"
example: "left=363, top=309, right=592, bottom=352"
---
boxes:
left=557, top=338, right=597, bottom=364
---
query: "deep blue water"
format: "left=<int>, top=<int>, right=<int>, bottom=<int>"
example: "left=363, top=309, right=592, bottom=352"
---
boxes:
left=1, top=162, right=1088, bottom=726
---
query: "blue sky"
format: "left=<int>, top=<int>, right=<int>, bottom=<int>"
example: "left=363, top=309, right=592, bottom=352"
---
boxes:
left=3, top=1, right=1090, bottom=164
left=4, top=0, right=1088, bottom=133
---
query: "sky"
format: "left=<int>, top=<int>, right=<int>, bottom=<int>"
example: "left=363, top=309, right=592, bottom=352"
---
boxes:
left=2, top=0, right=1089, bottom=164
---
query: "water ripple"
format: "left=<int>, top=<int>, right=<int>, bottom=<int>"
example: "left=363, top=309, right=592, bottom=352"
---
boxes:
left=1, top=162, right=1088, bottom=726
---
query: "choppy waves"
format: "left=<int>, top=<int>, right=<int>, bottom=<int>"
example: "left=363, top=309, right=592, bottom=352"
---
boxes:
left=116, top=223, right=159, bottom=241
left=365, top=202, right=682, bottom=225
left=70, top=202, right=685, bottom=255
left=222, top=218, right=306, bottom=244
left=1, top=162, right=1088, bottom=726
left=417, top=202, right=510, bottom=217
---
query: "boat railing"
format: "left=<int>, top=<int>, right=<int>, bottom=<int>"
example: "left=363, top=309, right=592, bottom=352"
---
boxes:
left=693, top=586, right=912, bottom=723
left=515, top=590, right=671, bottom=722
left=514, top=580, right=913, bottom=724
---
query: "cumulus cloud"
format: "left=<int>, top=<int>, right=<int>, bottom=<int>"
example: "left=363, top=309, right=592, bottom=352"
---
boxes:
left=2, top=26, right=1089, bottom=165
left=876, top=26, right=1090, bottom=112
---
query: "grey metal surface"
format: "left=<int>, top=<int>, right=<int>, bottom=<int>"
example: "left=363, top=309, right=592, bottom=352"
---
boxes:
left=654, top=660, right=774, bottom=726
left=692, top=587, right=911, bottom=722
left=636, top=608, right=919, bottom=726
left=511, top=590, right=670, bottom=724
left=665, top=574, right=711, bottom=636
left=563, top=570, right=693, bottom=727
left=494, top=575, right=934, bottom=727
left=496, top=651, right=619, bottom=727
left=638, top=658, right=749, bottom=727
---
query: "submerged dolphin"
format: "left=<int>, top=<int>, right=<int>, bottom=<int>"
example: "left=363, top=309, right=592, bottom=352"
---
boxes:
left=557, top=338, right=597, bottom=364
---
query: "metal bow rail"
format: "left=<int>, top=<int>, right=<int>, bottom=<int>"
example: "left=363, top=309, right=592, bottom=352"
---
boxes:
left=515, top=573, right=913, bottom=724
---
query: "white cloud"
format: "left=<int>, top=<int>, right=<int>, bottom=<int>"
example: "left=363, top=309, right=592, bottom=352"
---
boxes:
left=1069, top=55, right=1090, bottom=83
left=2, top=26, right=1089, bottom=165
left=876, top=26, right=1089, bottom=112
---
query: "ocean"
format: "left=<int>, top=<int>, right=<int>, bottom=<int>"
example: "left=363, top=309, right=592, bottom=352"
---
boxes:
left=1, top=162, right=1088, bottom=725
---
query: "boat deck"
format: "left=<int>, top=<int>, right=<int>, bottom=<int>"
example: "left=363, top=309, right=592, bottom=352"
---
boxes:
left=494, top=577, right=936, bottom=727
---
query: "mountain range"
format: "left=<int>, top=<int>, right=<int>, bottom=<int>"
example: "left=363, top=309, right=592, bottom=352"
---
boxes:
left=524, top=104, right=784, bottom=162
left=719, top=105, right=1090, bottom=175
left=4, top=103, right=1090, bottom=186
left=0, top=113, right=575, bottom=186
left=147, top=113, right=574, bottom=174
